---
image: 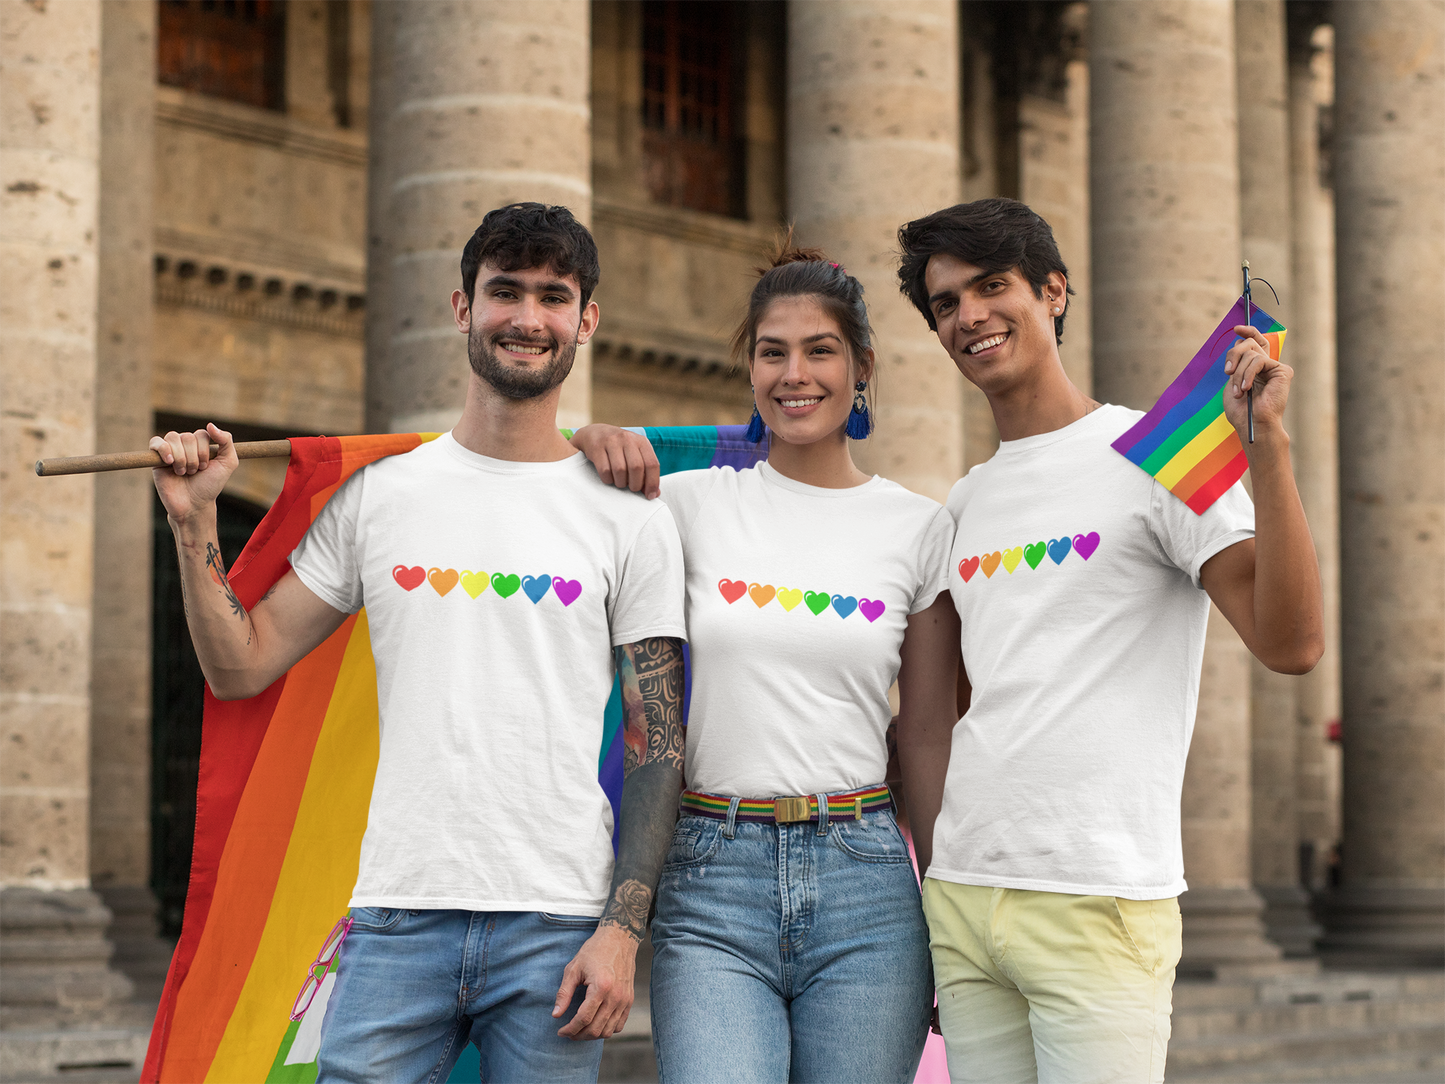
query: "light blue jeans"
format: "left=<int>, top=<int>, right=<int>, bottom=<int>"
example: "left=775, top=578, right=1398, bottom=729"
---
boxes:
left=316, top=907, right=605, bottom=1084
left=650, top=805, right=933, bottom=1083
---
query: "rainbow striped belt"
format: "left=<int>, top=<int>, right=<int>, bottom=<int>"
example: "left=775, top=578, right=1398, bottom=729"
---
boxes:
left=680, top=785, right=893, bottom=825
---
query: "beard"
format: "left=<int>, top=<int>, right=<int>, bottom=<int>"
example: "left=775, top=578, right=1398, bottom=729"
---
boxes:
left=468, top=324, right=578, bottom=400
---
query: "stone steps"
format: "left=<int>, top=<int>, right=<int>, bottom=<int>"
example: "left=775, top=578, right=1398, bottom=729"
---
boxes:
left=1168, top=968, right=1445, bottom=1082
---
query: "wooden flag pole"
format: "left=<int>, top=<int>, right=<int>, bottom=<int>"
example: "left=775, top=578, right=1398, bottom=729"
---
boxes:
left=35, top=439, right=292, bottom=477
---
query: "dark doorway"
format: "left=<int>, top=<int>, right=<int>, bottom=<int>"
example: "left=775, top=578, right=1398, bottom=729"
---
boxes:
left=150, top=491, right=266, bottom=938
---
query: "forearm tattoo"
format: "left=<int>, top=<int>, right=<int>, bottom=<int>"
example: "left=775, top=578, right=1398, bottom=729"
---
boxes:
left=601, top=637, right=685, bottom=941
left=205, top=542, right=245, bottom=619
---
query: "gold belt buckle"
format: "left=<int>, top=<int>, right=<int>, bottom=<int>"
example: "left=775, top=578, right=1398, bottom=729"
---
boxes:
left=773, top=795, right=812, bottom=823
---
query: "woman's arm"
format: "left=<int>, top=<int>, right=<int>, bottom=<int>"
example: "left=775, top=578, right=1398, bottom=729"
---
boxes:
left=895, top=593, right=960, bottom=877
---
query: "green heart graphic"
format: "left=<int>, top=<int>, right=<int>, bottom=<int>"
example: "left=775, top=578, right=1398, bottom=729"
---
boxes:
left=491, top=572, right=521, bottom=599
left=804, top=590, right=830, bottom=616
left=1024, top=542, right=1046, bottom=570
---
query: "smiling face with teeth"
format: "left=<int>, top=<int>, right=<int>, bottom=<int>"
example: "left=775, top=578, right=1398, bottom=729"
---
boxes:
left=923, top=253, right=1067, bottom=400
left=749, top=295, right=874, bottom=448
left=452, top=261, right=600, bottom=401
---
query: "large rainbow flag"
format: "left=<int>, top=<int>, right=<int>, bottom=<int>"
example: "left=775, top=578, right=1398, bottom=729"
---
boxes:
left=1112, top=298, right=1286, bottom=513
left=142, top=425, right=763, bottom=1084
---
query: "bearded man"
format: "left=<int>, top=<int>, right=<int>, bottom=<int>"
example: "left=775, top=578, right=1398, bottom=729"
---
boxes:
left=149, top=203, right=687, bottom=1084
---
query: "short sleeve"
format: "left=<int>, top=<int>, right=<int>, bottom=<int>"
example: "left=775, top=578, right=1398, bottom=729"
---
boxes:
left=289, top=468, right=366, bottom=614
left=944, top=469, right=979, bottom=530
left=608, top=502, right=688, bottom=646
left=1149, top=476, right=1256, bottom=587
left=656, top=467, right=723, bottom=543
left=910, top=504, right=957, bottom=613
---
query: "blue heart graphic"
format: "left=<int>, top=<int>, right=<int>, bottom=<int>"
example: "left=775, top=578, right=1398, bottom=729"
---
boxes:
left=831, top=594, right=858, bottom=619
left=1047, top=538, right=1072, bottom=565
left=522, top=574, right=552, bottom=603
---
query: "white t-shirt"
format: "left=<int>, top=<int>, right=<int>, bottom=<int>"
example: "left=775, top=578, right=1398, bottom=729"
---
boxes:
left=661, top=463, right=954, bottom=797
left=289, top=434, right=686, bottom=916
left=932, top=404, right=1255, bottom=900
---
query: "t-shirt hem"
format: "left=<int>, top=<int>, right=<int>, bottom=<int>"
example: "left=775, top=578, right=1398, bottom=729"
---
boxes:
left=610, top=623, right=688, bottom=647
left=925, top=865, right=1187, bottom=901
left=1188, top=527, right=1256, bottom=586
left=349, top=894, right=607, bottom=916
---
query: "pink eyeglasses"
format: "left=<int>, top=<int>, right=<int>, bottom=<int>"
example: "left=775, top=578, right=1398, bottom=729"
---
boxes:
left=289, top=916, right=353, bottom=1021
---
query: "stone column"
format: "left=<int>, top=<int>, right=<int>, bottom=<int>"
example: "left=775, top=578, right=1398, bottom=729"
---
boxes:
left=1286, top=13, right=1342, bottom=897
left=1323, top=0, right=1445, bottom=966
left=91, top=0, right=173, bottom=996
left=1089, top=0, right=1279, bottom=971
left=0, top=0, right=134, bottom=1039
left=366, top=0, right=593, bottom=435
left=787, top=0, right=964, bottom=502
left=1235, top=0, right=1319, bottom=957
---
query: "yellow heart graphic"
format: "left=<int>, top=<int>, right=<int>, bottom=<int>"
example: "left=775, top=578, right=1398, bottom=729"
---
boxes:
left=1002, top=546, right=1024, bottom=574
left=460, top=570, right=489, bottom=599
left=777, top=587, right=803, bottom=612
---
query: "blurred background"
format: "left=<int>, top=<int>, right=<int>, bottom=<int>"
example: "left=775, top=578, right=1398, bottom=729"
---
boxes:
left=1, top=1, right=1440, bottom=1080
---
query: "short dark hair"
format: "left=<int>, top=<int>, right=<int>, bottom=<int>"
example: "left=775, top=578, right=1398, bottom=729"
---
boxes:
left=460, top=203, right=601, bottom=307
left=896, top=198, right=1073, bottom=342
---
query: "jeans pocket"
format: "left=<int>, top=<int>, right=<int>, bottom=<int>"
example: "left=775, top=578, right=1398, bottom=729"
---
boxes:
left=348, top=906, right=406, bottom=932
left=661, top=817, right=723, bottom=870
left=831, top=813, right=911, bottom=863
left=538, top=912, right=600, bottom=929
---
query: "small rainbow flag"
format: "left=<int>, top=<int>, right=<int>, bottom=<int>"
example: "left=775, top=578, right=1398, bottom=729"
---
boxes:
left=143, top=426, right=763, bottom=1084
left=1111, top=297, right=1285, bottom=513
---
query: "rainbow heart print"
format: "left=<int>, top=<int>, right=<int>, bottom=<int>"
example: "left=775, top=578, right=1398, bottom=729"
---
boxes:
left=392, top=564, right=583, bottom=606
left=958, top=531, right=1100, bottom=584
left=716, top=578, right=887, bottom=622
left=1112, top=297, right=1286, bottom=514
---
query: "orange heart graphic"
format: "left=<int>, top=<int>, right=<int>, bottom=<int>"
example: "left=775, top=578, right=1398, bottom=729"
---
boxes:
left=748, top=583, right=777, bottom=608
left=428, top=567, right=459, bottom=597
left=459, top=570, right=488, bottom=599
left=980, top=551, right=1002, bottom=578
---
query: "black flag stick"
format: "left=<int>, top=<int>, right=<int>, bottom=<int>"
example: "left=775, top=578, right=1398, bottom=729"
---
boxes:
left=1242, top=261, right=1255, bottom=444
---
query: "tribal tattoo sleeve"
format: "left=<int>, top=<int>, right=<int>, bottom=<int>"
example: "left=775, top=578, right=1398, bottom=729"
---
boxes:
left=600, top=637, right=685, bottom=941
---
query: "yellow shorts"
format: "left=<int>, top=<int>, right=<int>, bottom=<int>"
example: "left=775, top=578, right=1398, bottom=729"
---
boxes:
left=921, top=879, right=1182, bottom=1084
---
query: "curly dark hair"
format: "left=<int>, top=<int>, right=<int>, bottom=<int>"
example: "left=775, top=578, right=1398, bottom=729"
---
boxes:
left=460, top=203, right=600, bottom=306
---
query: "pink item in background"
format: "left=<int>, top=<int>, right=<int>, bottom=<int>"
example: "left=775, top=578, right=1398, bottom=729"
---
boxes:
left=902, top=826, right=952, bottom=1084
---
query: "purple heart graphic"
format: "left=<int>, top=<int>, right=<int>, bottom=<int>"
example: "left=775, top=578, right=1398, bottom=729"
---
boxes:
left=1071, top=532, right=1101, bottom=560
left=552, top=577, right=582, bottom=607
left=1047, top=537, right=1072, bottom=565
left=859, top=598, right=886, bottom=623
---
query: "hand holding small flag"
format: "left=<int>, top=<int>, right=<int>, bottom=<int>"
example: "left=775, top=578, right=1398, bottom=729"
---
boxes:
left=1222, top=324, right=1293, bottom=443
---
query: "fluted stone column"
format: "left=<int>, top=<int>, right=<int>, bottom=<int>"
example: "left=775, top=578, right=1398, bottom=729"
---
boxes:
left=1236, top=0, right=1319, bottom=957
left=1090, top=0, right=1279, bottom=971
left=787, top=0, right=965, bottom=503
left=366, top=1, right=593, bottom=435
left=1287, top=14, right=1342, bottom=897
left=1323, top=0, right=1445, bottom=966
left=0, top=0, right=134, bottom=1029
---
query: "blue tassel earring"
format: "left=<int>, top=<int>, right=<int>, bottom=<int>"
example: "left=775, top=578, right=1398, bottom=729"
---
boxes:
left=745, top=404, right=766, bottom=443
left=846, top=380, right=873, bottom=440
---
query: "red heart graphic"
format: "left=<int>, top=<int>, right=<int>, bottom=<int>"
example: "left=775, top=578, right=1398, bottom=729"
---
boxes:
left=393, top=565, right=425, bottom=591
left=958, top=556, right=980, bottom=583
left=718, top=578, right=747, bottom=604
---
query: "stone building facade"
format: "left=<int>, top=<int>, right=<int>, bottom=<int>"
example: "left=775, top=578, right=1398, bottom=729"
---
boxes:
left=1, top=0, right=1440, bottom=1076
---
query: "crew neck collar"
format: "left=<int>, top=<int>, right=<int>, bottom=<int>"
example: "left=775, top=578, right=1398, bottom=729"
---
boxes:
left=756, top=460, right=882, bottom=497
left=439, top=431, right=586, bottom=473
left=993, top=403, right=1128, bottom=456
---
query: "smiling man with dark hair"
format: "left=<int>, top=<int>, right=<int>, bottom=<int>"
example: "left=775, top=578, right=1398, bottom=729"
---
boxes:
left=149, top=202, right=686, bottom=1084
left=895, top=198, right=1324, bottom=1084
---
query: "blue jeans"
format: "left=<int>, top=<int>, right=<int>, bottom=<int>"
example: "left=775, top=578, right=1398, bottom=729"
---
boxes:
left=650, top=806, right=932, bottom=1083
left=316, top=908, right=605, bottom=1084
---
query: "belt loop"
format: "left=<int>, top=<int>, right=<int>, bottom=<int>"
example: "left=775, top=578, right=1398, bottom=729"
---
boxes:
left=814, top=792, right=830, bottom=836
left=723, top=796, right=741, bottom=839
